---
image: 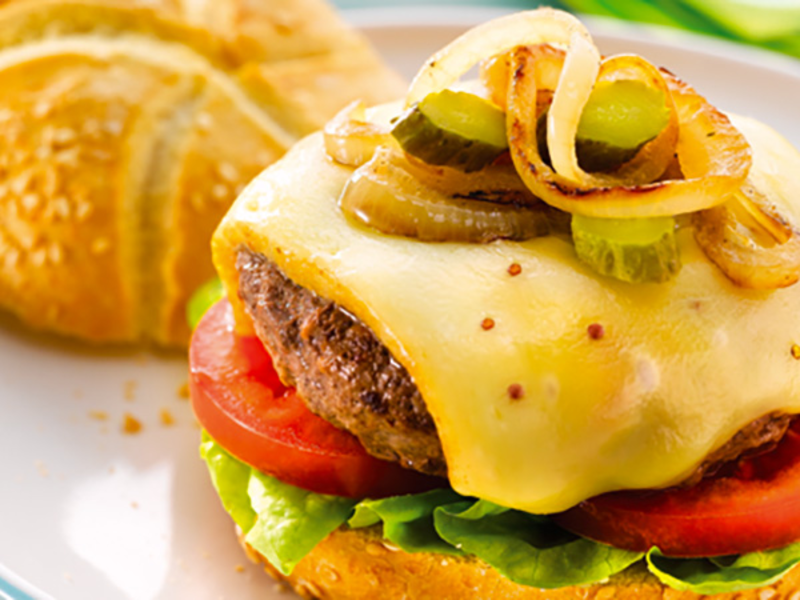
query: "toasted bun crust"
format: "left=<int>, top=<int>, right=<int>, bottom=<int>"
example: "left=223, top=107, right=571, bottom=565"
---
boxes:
left=0, top=0, right=404, bottom=347
left=241, top=526, right=800, bottom=600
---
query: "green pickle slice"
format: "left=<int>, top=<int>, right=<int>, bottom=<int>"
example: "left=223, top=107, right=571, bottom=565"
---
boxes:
left=572, top=214, right=681, bottom=283
left=392, top=90, right=508, bottom=173
left=539, top=79, right=670, bottom=173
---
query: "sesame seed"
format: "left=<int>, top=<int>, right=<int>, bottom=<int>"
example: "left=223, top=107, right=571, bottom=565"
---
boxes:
left=196, top=112, right=213, bottom=131
left=103, top=121, right=123, bottom=136
left=217, top=162, right=239, bottom=182
left=75, top=201, right=93, bottom=221
left=53, top=197, right=70, bottom=219
left=35, top=145, right=52, bottom=161
left=11, top=170, right=32, bottom=195
left=12, top=149, right=26, bottom=166
left=212, top=184, right=229, bottom=201
left=21, top=193, right=40, bottom=212
left=82, top=119, right=100, bottom=136
left=30, top=248, right=47, bottom=267
left=56, top=148, right=80, bottom=166
left=53, top=128, right=77, bottom=146
left=33, top=101, right=52, bottom=119
left=91, top=238, right=110, bottom=255
left=48, top=243, right=63, bottom=265
left=3, top=248, right=19, bottom=270
left=16, top=229, right=37, bottom=250
left=792, top=344, right=800, bottom=360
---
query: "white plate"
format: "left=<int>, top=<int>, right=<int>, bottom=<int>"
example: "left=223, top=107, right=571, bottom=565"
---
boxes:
left=2, top=7, right=799, bottom=600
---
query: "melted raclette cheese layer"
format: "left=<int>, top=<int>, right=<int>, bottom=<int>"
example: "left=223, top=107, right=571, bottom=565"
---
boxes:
left=214, top=113, right=800, bottom=514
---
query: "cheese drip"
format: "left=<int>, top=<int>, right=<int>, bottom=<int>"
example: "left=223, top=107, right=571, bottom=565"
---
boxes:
left=213, top=113, right=800, bottom=514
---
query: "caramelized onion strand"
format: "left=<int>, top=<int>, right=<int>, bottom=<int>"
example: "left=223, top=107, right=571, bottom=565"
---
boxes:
left=340, top=147, right=566, bottom=243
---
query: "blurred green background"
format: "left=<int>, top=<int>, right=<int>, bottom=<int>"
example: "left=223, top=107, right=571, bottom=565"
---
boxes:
left=335, top=1, right=800, bottom=61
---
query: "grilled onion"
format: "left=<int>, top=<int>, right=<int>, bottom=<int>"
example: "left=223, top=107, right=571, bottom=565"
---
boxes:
left=485, top=45, right=677, bottom=185
left=339, top=147, right=566, bottom=243
left=694, top=115, right=800, bottom=289
left=324, top=101, right=394, bottom=167
left=405, top=7, right=749, bottom=217
left=507, top=46, right=751, bottom=218
left=406, top=8, right=593, bottom=106
left=480, top=43, right=563, bottom=113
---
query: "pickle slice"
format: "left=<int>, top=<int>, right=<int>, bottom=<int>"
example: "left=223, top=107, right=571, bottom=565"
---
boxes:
left=538, top=80, right=670, bottom=173
left=578, top=79, right=671, bottom=172
left=572, top=214, right=681, bottom=283
left=391, top=90, right=508, bottom=173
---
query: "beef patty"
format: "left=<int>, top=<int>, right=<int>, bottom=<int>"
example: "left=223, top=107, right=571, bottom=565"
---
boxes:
left=236, top=246, right=793, bottom=484
left=237, top=246, right=446, bottom=477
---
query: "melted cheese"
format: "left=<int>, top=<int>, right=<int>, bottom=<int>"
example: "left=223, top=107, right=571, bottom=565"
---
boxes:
left=213, top=113, right=800, bottom=514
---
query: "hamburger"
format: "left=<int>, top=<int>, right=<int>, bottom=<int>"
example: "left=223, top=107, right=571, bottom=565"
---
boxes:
left=189, top=8, right=800, bottom=598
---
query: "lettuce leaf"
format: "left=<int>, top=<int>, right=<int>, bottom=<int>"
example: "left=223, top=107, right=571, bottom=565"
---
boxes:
left=435, top=500, right=643, bottom=588
left=200, top=433, right=800, bottom=594
left=244, top=469, right=357, bottom=575
left=348, top=489, right=465, bottom=555
left=647, top=545, right=800, bottom=595
left=187, top=278, right=225, bottom=330
left=200, top=433, right=257, bottom=532
left=200, top=434, right=356, bottom=575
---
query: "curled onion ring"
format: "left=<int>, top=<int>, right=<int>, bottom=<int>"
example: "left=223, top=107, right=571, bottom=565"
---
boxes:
left=489, top=45, right=679, bottom=188
left=507, top=45, right=752, bottom=217
left=406, top=7, right=750, bottom=217
left=406, top=8, right=594, bottom=106
left=693, top=115, right=800, bottom=289
left=323, top=101, right=394, bottom=167
left=695, top=187, right=800, bottom=289
left=480, top=43, right=563, bottom=113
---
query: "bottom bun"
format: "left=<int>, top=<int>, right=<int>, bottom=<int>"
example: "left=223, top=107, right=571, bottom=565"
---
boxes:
left=239, top=525, right=800, bottom=600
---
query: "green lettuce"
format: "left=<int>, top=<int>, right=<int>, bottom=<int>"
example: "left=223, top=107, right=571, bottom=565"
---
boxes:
left=200, top=434, right=800, bottom=594
left=200, top=433, right=356, bottom=575
left=647, top=545, right=800, bottom=595
left=348, top=489, right=465, bottom=555
left=187, top=278, right=225, bottom=330
left=200, top=433, right=257, bottom=532
left=435, top=500, right=642, bottom=588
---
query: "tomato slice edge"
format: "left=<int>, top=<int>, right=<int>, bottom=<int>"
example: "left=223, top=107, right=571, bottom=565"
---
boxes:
left=553, top=422, right=800, bottom=557
left=189, top=299, right=443, bottom=499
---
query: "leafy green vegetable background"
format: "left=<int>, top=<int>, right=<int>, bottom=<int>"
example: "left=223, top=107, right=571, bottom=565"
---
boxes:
left=335, top=0, right=800, bottom=62
left=201, top=433, right=800, bottom=595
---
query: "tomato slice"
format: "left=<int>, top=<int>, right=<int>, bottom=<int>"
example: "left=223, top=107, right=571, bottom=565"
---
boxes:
left=553, top=420, right=800, bottom=557
left=189, top=299, right=442, bottom=498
